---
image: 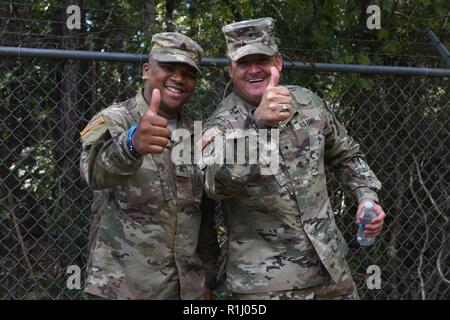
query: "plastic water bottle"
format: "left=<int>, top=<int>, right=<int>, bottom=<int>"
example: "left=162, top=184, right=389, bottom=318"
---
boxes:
left=357, top=201, right=378, bottom=246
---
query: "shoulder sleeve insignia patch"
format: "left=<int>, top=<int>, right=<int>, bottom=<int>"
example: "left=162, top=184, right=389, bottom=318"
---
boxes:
left=80, top=116, right=105, bottom=137
left=196, top=126, right=220, bottom=151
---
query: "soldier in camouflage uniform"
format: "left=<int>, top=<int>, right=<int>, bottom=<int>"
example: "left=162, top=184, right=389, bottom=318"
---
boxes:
left=80, top=32, right=219, bottom=299
left=198, top=18, right=386, bottom=299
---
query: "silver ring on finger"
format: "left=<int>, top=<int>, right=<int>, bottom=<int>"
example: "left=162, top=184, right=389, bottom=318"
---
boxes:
left=281, top=104, right=289, bottom=112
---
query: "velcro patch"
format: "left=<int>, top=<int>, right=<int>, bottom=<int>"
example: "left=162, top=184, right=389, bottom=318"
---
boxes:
left=80, top=116, right=105, bottom=137
left=196, top=126, right=220, bottom=151
left=352, top=157, right=369, bottom=174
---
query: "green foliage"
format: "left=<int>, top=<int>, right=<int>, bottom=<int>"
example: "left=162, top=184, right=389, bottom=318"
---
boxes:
left=1, top=0, right=449, bottom=300
left=9, top=140, right=56, bottom=201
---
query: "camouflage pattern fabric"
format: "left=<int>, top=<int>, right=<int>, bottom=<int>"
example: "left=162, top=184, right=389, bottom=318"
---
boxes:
left=80, top=89, right=218, bottom=299
left=150, top=32, right=204, bottom=72
left=222, top=17, right=278, bottom=61
left=233, top=277, right=359, bottom=300
left=199, top=86, right=381, bottom=295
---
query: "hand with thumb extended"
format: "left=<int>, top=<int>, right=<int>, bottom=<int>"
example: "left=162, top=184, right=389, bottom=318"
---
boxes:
left=132, top=88, right=170, bottom=155
left=146, top=88, right=161, bottom=116
left=252, top=66, right=292, bottom=127
left=267, top=66, right=280, bottom=89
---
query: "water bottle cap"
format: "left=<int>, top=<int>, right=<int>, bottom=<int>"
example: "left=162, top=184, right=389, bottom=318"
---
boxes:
left=364, top=201, right=374, bottom=209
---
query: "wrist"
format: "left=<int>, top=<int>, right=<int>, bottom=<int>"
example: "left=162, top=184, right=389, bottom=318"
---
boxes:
left=127, top=124, right=142, bottom=158
left=355, top=188, right=379, bottom=205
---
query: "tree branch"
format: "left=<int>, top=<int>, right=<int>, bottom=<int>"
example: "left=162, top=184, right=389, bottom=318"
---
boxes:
left=409, top=168, right=428, bottom=300
left=412, top=154, right=447, bottom=227
left=439, top=2, right=450, bottom=31
left=7, top=192, right=34, bottom=279
left=412, top=154, right=450, bottom=290
left=436, top=241, right=450, bottom=285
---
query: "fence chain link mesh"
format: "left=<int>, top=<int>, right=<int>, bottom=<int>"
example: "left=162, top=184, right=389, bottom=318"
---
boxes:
left=0, top=53, right=449, bottom=299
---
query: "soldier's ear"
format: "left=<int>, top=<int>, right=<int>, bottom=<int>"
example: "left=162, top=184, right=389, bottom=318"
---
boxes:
left=142, top=63, right=151, bottom=79
left=227, top=60, right=233, bottom=78
left=275, top=53, right=283, bottom=73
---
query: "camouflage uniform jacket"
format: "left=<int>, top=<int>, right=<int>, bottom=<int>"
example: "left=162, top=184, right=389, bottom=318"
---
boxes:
left=80, top=89, right=218, bottom=299
left=200, top=86, right=381, bottom=293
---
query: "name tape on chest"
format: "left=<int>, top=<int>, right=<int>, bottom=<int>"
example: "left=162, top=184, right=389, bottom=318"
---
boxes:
left=196, top=126, right=220, bottom=151
left=292, top=115, right=321, bottom=130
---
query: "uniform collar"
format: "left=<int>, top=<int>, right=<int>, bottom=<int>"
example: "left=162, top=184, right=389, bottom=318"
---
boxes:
left=232, top=90, right=257, bottom=115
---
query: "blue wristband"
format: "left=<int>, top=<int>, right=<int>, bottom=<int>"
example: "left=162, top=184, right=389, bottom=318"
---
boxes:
left=127, top=124, right=142, bottom=158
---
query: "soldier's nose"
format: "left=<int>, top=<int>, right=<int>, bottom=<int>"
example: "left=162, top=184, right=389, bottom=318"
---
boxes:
left=247, top=63, right=263, bottom=74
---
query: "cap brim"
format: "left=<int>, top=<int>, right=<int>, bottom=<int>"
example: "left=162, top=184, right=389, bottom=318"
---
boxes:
left=229, top=43, right=277, bottom=61
left=152, top=53, right=201, bottom=73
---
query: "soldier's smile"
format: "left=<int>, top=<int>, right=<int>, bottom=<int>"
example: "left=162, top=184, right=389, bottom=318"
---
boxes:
left=245, top=76, right=268, bottom=93
left=164, top=84, right=186, bottom=99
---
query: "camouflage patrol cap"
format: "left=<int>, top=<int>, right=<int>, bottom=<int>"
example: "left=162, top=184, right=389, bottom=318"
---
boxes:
left=222, top=17, right=278, bottom=61
left=150, top=32, right=204, bottom=72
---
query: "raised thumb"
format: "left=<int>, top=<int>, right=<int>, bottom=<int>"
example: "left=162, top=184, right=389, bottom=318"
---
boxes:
left=267, top=66, right=280, bottom=89
left=147, top=88, right=161, bottom=115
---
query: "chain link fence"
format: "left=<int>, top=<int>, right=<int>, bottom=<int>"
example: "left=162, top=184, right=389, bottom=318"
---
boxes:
left=1, top=47, right=449, bottom=299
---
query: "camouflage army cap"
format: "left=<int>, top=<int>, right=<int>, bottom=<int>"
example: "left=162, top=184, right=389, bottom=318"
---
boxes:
left=222, top=17, right=278, bottom=61
left=150, top=32, right=204, bottom=72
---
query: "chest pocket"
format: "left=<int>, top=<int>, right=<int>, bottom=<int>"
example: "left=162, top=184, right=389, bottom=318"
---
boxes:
left=175, top=164, right=202, bottom=203
left=278, top=126, right=324, bottom=189
left=279, top=127, right=310, bottom=178
left=308, top=128, right=325, bottom=177
left=123, top=156, right=165, bottom=207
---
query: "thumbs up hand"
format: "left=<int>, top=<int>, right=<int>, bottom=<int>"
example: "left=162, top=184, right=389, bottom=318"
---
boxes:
left=267, top=66, right=280, bottom=90
left=146, top=87, right=161, bottom=116
left=131, top=89, right=170, bottom=155
left=253, top=67, right=292, bottom=127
